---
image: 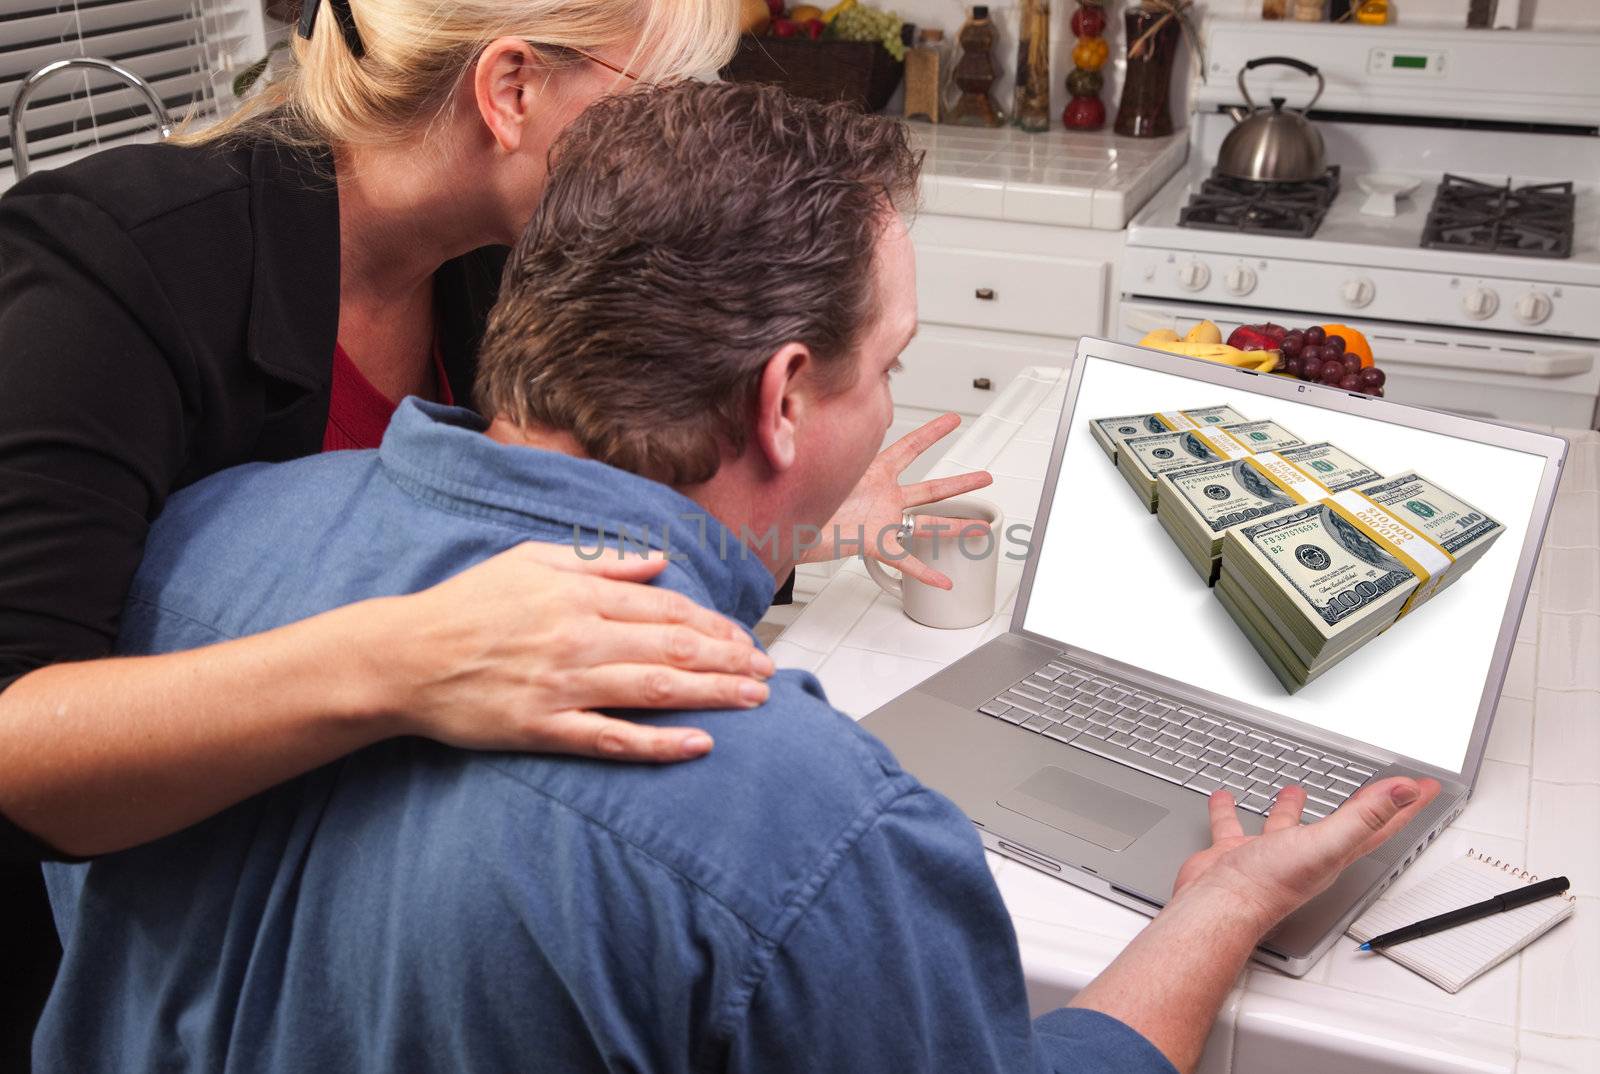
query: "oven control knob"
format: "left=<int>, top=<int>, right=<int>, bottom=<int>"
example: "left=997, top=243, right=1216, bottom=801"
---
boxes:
left=1224, top=265, right=1257, bottom=297
left=1514, top=291, right=1553, bottom=326
left=1176, top=260, right=1211, bottom=292
left=1462, top=287, right=1500, bottom=320
left=1340, top=277, right=1376, bottom=308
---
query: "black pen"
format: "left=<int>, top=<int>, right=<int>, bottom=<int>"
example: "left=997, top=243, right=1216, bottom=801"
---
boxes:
left=1359, top=876, right=1571, bottom=951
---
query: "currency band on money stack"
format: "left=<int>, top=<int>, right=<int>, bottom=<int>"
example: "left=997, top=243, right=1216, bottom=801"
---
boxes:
left=1215, top=472, right=1505, bottom=691
left=1157, top=441, right=1382, bottom=585
left=1117, top=418, right=1303, bottom=513
left=1089, top=405, right=1247, bottom=465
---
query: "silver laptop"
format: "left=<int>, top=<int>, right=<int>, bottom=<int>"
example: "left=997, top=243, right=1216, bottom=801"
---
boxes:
left=862, top=338, right=1567, bottom=976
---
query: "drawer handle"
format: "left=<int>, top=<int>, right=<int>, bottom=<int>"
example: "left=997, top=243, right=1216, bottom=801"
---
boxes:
left=974, top=287, right=996, bottom=301
left=972, top=377, right=993, bottom=391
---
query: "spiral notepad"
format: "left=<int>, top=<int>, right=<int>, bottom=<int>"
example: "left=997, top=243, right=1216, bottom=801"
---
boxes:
left=1347, top=849, right=1576, bottom=993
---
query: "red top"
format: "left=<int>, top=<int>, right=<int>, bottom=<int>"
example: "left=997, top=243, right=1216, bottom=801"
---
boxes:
left=322, top=340, right=454, bottom=452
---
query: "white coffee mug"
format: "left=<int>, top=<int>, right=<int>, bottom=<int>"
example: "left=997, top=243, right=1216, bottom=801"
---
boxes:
left=864, top=496, right=1002, bottom=630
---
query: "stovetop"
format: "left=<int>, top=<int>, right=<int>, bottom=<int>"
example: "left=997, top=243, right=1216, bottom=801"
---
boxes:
left=1178, top=168, right=1340, bottom=239
left=1421, top=175, right=1576, bottom=260
left=1126, top=112, right=1600, bottom=288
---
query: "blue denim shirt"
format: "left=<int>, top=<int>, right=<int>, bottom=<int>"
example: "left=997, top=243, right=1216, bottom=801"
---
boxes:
left=39, top=400, right=1176, bottom=1074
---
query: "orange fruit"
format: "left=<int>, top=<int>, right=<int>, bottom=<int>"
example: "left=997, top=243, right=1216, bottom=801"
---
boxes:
left=1322, top=324, right=1373, bottom=368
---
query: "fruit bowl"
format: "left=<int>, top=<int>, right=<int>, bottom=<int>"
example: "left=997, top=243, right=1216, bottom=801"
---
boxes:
left=1137, top=321, right=1388, bottom=397
left=720, top=35, right=904, bottom=112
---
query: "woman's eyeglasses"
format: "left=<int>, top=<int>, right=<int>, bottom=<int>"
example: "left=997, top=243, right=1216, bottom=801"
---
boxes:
left=557, top=45, right=640, bottom=83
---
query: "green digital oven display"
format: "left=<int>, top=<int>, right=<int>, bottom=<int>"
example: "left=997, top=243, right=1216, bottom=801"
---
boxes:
left=1392, top=55, right=1428, bottom=69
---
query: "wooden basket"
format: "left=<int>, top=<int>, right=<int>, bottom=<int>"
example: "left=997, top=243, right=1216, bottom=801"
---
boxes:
left=720, top=35, right=904, bottom=112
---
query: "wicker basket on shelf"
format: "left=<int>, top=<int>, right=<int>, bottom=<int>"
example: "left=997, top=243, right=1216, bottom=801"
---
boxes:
left=720, top=35, right=904, bottom=112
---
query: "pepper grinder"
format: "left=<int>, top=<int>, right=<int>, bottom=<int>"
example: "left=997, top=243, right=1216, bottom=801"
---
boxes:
left=948, top=5, right=1002, bottom=128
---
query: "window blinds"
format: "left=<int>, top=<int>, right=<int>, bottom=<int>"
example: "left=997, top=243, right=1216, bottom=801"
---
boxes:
left=2, top=0, right=257, bottom=173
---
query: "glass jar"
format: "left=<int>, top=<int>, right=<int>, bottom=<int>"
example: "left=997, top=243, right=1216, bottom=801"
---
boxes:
left=1114, top=4, right=1181, bottom=138
left=1012, top=0, right=1051, bottom=132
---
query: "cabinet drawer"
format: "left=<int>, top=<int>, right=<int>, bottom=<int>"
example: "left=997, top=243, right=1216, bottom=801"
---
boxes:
left=916, top=244, right=1107, bottom=339
left=895, top=324, right=1072, bottom=415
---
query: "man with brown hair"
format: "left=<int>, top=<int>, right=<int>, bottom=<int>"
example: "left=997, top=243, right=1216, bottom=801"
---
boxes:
left=39, top=81, right=1434, bottom=1074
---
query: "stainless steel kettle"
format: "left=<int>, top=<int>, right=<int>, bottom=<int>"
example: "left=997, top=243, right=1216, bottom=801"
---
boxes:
left=1217, top=56, right=1326, bottom=183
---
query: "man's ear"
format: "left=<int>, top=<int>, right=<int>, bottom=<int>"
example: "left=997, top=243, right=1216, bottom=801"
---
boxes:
left=473, top=37, right=542, bottom=154
left=752, top=343, right=813, bottom=474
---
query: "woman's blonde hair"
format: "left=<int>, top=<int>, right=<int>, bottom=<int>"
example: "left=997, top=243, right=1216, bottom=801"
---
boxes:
left=179, top=0, right=739, bottom=149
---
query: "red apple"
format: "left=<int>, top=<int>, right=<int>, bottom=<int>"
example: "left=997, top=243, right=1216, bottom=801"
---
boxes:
left=772, top=17, right=798, bottom=36
left=1226, top=324, right=1278, bottom=352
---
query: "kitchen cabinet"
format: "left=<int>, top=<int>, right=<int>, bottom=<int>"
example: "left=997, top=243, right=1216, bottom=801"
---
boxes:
left=899, top=213, right=1125, bottom=424
left=895, top=125, right=1186, bottom=430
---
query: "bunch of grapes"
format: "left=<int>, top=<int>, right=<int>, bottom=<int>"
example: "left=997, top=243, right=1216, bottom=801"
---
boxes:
left=832, top=3, right=907, bottom=60
left=1277, top=326, right=1387, bottom=396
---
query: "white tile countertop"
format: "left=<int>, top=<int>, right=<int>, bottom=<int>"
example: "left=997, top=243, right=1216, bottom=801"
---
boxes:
left=770, top=368, right=1600, bottom=1074
left=910, top=125, right=1188, bottom=230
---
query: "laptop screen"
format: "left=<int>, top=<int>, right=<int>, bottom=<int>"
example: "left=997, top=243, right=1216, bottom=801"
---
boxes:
left=1021, top=350, right=1551, bottom=774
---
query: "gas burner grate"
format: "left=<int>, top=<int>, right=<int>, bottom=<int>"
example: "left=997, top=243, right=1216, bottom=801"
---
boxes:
left=1178, top=167, right=1341, bottom=239
left=1421, top=174, right=1574, bottom=259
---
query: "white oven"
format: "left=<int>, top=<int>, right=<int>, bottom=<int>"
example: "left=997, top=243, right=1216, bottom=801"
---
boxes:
left=1121, top=20, right=1600, bottom=432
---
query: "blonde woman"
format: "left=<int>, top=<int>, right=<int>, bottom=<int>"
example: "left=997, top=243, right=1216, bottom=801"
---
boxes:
left=0, top=0, right=989, bottom=1054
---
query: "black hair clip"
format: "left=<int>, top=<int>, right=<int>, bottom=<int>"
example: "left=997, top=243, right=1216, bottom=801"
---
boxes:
left=298, top=0, right=366, bottom=59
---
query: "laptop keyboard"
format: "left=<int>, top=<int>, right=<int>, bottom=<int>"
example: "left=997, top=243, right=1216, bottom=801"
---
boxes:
left=980, top=659, right=1374, bottom=820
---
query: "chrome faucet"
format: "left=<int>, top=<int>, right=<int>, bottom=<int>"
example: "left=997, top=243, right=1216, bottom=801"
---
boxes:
left=9, top=57, right=174, bottom=181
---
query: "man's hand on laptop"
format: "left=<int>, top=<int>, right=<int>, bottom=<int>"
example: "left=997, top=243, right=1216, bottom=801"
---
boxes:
left=1174, top=777, right=1443, bottom=935
left=364, top=542, right=774, bottom=763
left=800, top=412, right=993, bottom=589
left=1069, top=776, right=1440, bottom=1072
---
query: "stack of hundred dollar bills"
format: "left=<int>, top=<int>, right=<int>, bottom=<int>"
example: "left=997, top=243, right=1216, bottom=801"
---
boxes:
left=1215, top=472, right=1504, bottom=690
left=1115, top=419, right=1306, bottom=512
left=1157, top=442, right=1384, bottom=584
left=1090, top=406, right=1246, bottom=465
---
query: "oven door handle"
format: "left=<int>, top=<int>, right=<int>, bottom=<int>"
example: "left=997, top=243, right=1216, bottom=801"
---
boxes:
left=1121, top=306, right=1189, bottom=335
left=1377, top=343, right=1594, bottom=378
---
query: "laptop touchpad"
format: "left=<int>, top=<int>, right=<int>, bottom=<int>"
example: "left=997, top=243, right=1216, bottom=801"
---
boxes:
left=997, top=767, right=1168, bottom=852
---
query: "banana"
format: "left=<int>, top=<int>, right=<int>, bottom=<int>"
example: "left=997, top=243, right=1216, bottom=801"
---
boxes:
left=1145, top=340, right=1245, bottom=362
left=1139, top=327, right=1281, bottom=372
left=1142, top=339, right=1284, bottom=369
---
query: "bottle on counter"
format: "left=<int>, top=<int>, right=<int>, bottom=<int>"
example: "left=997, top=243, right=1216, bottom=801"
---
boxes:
left=1261, top=0, right=1287, bottom=18
left=948, top=5, right=1002, bottom=128
left=1062, top=1, right=1108, bottom=130
left=1114, top=1, right=1180, bottom=138
left=1012, top=0, right=1051, bottom=132
left=1292, top=0, right=1327, bottom=20
left=904, top=28, right=947, bottom=122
